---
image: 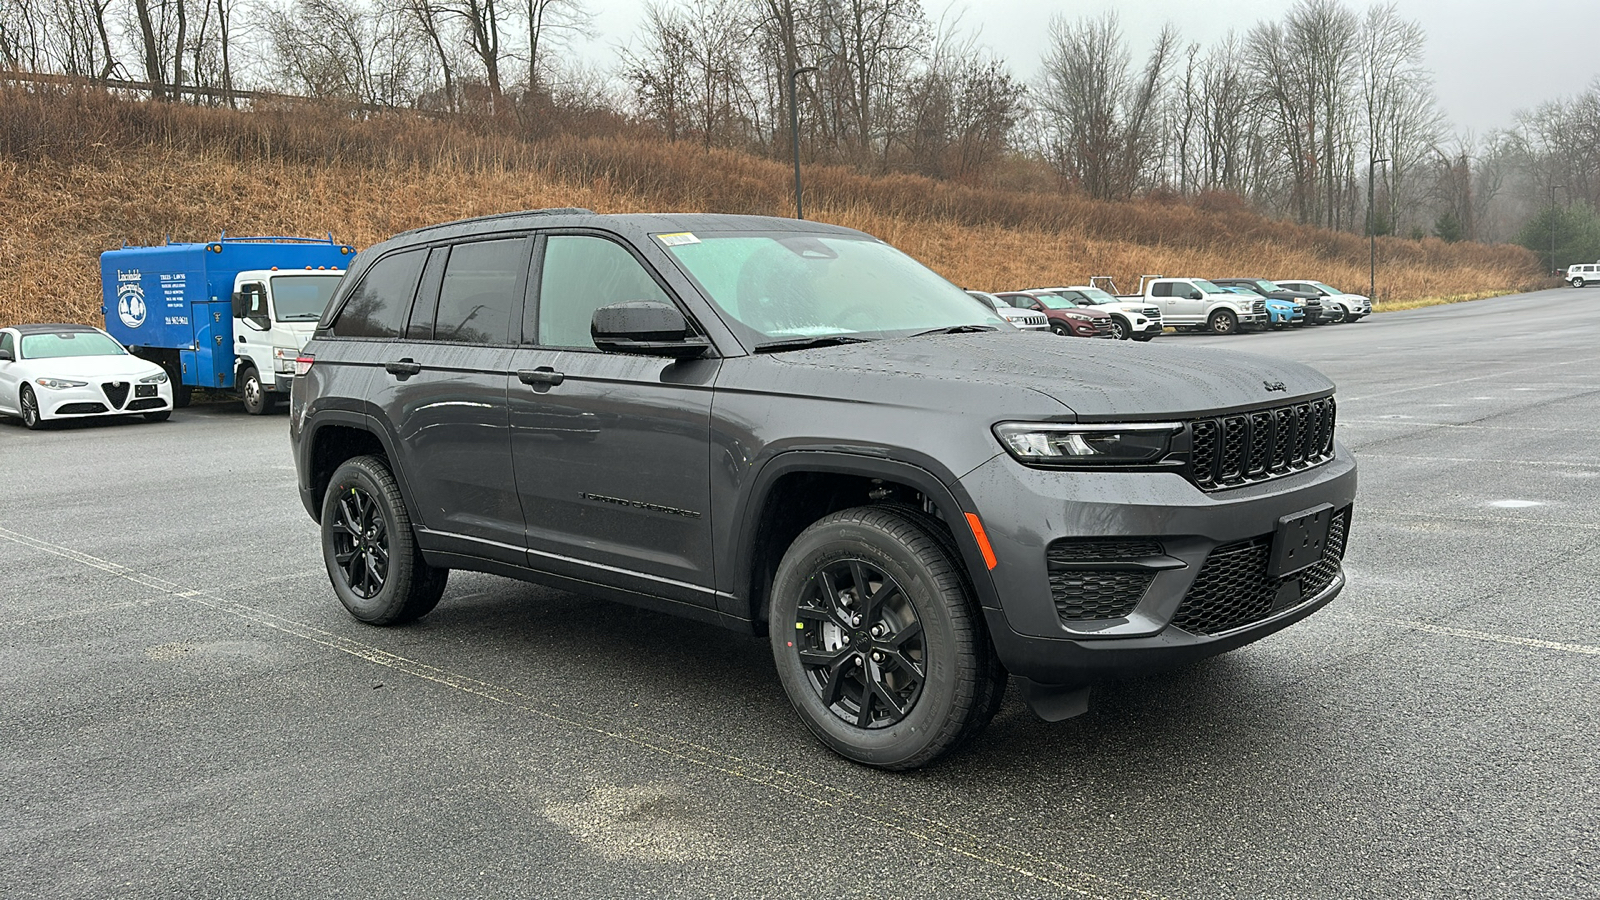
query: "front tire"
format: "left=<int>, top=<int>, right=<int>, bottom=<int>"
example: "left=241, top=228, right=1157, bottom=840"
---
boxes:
left=1110, top=317, right=1130, bottom=340
left=321, top=455, right=448, bottom=625
left=1049, top=322, right=1070, bottom=336
left=769, top=506, right=1003, bottom=770
left=240, top=367, right=274, bottom=415
left=19, top=385, right=44, bottom=429
left=1207, top=309, right=1239, bottom=335
left=1327, top=305, right=1347, bottom=323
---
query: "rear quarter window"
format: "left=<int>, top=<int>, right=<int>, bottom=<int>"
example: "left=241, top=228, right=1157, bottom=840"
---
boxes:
left=329, top=249, right=426, bottom=339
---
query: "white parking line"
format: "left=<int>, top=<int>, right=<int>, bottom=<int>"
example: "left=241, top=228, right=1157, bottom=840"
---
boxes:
left=1340, top=357, right=1600, bottom=403
left=0, top=523, right=1162, bottom=900
left=1337, top=614, right=1600, bottom=657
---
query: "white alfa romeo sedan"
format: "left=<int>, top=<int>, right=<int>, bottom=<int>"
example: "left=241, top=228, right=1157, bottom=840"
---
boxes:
left=0, top=323, right=173, bottom=429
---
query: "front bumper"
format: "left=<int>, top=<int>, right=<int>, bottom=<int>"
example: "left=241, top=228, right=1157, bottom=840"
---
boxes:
left=35, top=380, right=172, bottom=419
left=961, top=444, right=1357, bottom=685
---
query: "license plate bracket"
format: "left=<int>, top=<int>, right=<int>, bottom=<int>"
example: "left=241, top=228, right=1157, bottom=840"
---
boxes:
left=1268, top=504, right=1334, bottom=578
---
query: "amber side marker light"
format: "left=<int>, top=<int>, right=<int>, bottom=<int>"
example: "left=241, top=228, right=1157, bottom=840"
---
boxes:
left=964, top=513, right=998, bottom=570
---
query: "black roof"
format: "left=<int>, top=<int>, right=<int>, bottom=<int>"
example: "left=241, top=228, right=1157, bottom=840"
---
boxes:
left=381, top=209, right=863, bottom=249
left=8, top=323, right=101, bottom=335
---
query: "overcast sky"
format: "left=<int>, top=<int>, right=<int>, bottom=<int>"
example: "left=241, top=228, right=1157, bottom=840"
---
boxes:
left=574, top=0, right=1599, bottom=137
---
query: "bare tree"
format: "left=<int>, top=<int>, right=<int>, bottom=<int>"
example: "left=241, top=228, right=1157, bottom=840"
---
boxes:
left=1036, top=12, right=1176, bottom=200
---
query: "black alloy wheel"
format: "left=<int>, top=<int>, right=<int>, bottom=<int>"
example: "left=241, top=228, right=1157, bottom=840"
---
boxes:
left=793, top=557, right=926, bottom=729
left=19, top=385, right=43, bottom=429
left=769, top=506, right=1004, bottom=770
left=321, top=455, right=448, bottom=624
left=331, top=484, right=389, bottom=599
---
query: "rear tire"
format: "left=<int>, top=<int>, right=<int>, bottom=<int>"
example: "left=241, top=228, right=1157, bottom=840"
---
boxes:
left=1207, top=309, right=1239, bottom=335
left=321, top=455, right=448, bottom=625
left=769, top=506, right=1002, bottom=770
left=1573, top=277, right=1586, bottom=288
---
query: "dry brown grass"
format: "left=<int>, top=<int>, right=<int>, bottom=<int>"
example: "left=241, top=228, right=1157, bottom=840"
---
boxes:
left=0, top=87, right=1544, bottom=326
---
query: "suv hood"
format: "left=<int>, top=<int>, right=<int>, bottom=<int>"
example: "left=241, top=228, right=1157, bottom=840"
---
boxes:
left=762, top=331, right=1333, bottom=419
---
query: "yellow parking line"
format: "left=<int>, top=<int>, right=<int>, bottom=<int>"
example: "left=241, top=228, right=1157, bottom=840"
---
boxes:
left=0, top=524, right=1163, bottom=900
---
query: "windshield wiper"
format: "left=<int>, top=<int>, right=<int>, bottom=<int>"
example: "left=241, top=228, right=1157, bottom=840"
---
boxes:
left=752, top=335, right=871, bottom=353
left=911, top=324, right=1000, bottom=337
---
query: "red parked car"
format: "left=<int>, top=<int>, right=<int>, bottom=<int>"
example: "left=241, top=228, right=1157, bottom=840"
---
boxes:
left=995, top=290, right=1116, bottom=338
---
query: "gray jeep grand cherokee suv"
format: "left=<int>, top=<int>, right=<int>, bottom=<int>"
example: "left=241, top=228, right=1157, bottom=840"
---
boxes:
left=291, top=210, right=1356, bottom=770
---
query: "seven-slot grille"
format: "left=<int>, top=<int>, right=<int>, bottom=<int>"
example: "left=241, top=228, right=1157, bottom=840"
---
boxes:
left=1169, top=508, right=1350, bottom=635
left=1188, top=397, right=1336, bottom=490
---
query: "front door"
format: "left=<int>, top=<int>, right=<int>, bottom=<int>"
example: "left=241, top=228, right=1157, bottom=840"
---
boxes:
left=508, top=232, right=719, bottom=607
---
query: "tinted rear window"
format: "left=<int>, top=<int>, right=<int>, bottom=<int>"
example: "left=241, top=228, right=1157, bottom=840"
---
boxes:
left=330, top=249, right=425, bottom=338
left=433, top=238, right=527, bottom=344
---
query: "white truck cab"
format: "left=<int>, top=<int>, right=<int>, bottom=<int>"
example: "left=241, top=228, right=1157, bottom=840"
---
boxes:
left=232, top=269, right=345, bottom=413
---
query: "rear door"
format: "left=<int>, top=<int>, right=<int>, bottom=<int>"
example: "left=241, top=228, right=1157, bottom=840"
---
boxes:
left=369, top=236, right=532, bottom=564
left=507, top=231, right=720, bottom=607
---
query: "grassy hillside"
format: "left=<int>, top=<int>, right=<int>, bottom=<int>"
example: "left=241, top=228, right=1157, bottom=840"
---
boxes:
left=0, top=88, right=1542, bottom=327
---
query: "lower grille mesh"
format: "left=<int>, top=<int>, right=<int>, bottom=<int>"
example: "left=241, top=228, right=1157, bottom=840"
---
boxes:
left=1046, top=538, right=1165, bottom=623
left=1169, top=508, right=1350, bottom=635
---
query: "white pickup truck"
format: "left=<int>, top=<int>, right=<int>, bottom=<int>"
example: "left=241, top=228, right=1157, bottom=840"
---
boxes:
left=1099, top=276, right=1267, bottom=335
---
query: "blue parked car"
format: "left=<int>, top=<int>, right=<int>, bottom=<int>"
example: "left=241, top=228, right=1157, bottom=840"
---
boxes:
left=1223, top=286, right=1300, bottom=330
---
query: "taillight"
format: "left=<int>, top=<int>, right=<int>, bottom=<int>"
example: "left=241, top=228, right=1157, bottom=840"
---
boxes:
left=294, top=355, right=314, bottom=376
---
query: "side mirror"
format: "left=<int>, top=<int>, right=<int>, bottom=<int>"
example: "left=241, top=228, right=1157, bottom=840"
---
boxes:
left=1189, top=290, right=1203, bottom=300
left=0, top=348, right=12, bottom=362
left=591, top=301, right=709, bottom=359
left=231, top=291, right=246, bottom=319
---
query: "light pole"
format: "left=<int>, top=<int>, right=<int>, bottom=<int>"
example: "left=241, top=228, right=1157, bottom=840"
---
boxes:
left=788, top=65, right=817, bottom=219
left=1367, top=156, right=1389, bottom=304
left=1550, top=183, right=1564, bottom=275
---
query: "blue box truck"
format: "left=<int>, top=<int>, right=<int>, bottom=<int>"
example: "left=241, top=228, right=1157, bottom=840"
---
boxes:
left=101, top=235, right=355, bottom=413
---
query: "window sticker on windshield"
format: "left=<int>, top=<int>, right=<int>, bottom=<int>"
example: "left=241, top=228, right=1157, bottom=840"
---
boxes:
left=656, top=232, right=701, bottom=247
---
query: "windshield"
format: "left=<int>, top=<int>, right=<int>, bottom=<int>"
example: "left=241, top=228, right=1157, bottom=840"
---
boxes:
left=1033, top=293, right=1085, bottom=310
left=272, top=274, right=343, bottom=321
left=1190, top=279, right=1226, bottom=294
left=1310, top=281, right=1341, bottom=294
left=661, top=232, right=1006, bottom=343
left=21, top=331, right=126, bottom=359
left=1249, top=280, right=1279, bottom=293
left=1075, top=288, right=1117, bottom=304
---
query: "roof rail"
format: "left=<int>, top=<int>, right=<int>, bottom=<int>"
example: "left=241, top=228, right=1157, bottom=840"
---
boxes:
left=209, top=232, right=346, bottom=244
left=400, top=207, right=597, bottom=238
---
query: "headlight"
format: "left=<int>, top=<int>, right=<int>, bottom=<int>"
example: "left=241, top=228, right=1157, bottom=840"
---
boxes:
left=993, top=422, right=1182, bottom=467
left=140, top=371, right=169, bottom=384
left=1062, top=312, right=1091, bottom=321
left=35, top=377, right=87, bottom=390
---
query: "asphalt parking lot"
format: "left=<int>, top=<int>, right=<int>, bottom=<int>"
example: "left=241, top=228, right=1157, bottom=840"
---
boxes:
left=4, top=288, right=1597, bottom=900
